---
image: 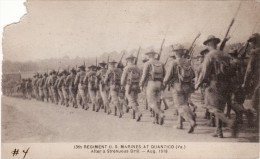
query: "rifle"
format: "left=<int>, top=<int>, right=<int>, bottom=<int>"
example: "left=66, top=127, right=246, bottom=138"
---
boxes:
left=117, top=51, right=126, bottom=67
left=96, top=57, right=98, bottom=71
left=106, top=56, right=110, bottom=69
left=157, top=38, right=165, bottom=61
left=188, top=33, right=200, bottom=56
left=220, top=1, right=241, bottom=50
left=135, top=46, right=141, bottom=65
left=239, top=42, right=250, bottom=59
left=164, top=57, right=169, bottom=65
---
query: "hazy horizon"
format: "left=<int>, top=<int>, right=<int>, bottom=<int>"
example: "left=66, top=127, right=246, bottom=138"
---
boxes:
left=3, top=0, right=260, bottom=62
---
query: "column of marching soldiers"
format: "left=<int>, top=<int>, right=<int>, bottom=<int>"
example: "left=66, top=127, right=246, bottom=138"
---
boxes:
left=9, top=33, right=260, bottom=138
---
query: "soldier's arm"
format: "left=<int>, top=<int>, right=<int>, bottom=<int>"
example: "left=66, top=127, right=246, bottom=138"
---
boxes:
left=139, top=63, right=149, bottom=87
left=242, top=53, right=255, bottom=86
left=65, top=75, right=70, bottom=85
left=74, top=74, right=79, bottom=86
left=104, top=69, right=111, bottom=84
left=121, top=67, right=128, bottom=86
left=163, top=61, right=174, bottom=84
left=195, top=55, right=213, bottom=89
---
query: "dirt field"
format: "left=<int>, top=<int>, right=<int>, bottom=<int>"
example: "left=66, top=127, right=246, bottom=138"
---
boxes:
left=1, top=92, right=259, bottom=143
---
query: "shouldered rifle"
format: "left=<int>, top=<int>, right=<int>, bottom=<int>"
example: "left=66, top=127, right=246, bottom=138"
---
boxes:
left=188, top=33, right=200, bottom=56
left=239, top=42, right=250, bottom=59
left=117, top=51, right=126, bottom=67
left=135, top=46, right=141, bottom=65
left=157, top=38, right=165, bottom=61
left=106, top=56, right=109, bottom=69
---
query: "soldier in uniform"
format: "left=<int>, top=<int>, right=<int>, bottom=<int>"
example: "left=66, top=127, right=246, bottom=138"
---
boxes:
left=33, top=73, right=40, bottom=100
left=140, top=51, right=165, bottom=125
left=58, top=70, right=70, bottom=107
left=74, top=65, right=89, bottom=110
left=42, top=73, right=49, bottom=102
left=196, top=48, right=210, bottom=119
left=66, top=68, right=78, bottom=108
left=195, top=35, right=238, bottom=138
left=56, top=71, right=65, bottom=105
left=49, top=70, right=59, bottom=105
left=25, top=78, right=32, bottom=99
left=141, top=55, right=150, bottom=111
left=104, top=60, right=124, bottom=117
left=242, top=33, right=260, bottom=124
left=46, top=72, right=54, bottom=103
left=38, top=74, right=44, bottom=101
left=96, top=61, right=111, bottom=114
left=121, top=54, right=142, bottom=121
left=84, top=65, right=99, bottom=111
left=163, top=44, right=196, bottom=133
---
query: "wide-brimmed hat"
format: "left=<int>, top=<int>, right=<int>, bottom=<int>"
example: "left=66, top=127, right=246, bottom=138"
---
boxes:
left=78, top=65, right=85, bottom=70
left=145, top=50, right=158, bottom=56
left=200, top=48, right=209, bottom=56
left=99, top=60, right=107, bottom=65
left=142, top=55, right=149, bottom=62
left=172, top=44, right=186, bottom=51
left=228, top=48, right=238, bottom=56
left=203, top=35, right=220, bottom=45
left=88, top=65, right=96, bottom=69
left=109, top=60, right=117, bottom=64
left=70, top=68, right=76, bottom=73
left=126, top=54, right=136, bottom=60
left=248, top=33, right=260, bottom=42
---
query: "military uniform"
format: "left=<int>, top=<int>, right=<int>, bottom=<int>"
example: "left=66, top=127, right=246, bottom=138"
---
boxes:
left=58, top=71, right=70, bottom=107
left=49, top=71, right=59, bottom=104
left=164, top=44, right=196, bottom=133
left=196, top=35, right=237, bottom=138
left=121, top=55, right=142, bottom=121
left=243, top=33, right=260, bottom=123
left=140, top=51, right=165, bottom=124
left=104, top=60, right=123, bottom=117
left=66, top=68, right=78, bottom=108
left=96, top=62, right=110, bottom=114
left=38, top=75, right=44, bottom=101
left=84, top=65, right=99, bottom=111
left=42, top=74, right=49, bottom=102
left=56, top=72, right=65, bottom=105
left=74, top=65, right=89, bottom=110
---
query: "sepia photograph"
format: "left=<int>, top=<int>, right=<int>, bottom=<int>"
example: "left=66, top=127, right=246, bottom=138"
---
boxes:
left=1, top=0, right=260, bottom=158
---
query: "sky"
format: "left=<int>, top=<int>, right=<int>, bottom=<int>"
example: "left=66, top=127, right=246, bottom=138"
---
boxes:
left=2, top=0, right=260, bottom=62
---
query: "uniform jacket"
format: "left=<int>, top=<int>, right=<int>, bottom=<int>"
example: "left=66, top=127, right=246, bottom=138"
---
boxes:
left=121, top=63, right=141, bottom=86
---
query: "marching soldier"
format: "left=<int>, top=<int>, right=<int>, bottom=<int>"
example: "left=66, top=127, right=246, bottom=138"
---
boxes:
left=74, top=65, right=89, bottom=110
left=66, top=68, right=78, bottom=108
left=163, top=44, right=196, bottom=133
left=58, top=70, right=70, bottom=107
left=38, top=74, right=44, bottom=101
left=42, top=73, right=49, bottom=102
left=46, top=72, right=54, bottom=103
left=33, top=73, right=40, bottom=100
left=25, top=78, right=32, bottom=99
left=96, top=61, right=111, bottom=114
left=140, top=51, right=165, bottom=125
left=84, top=65, right=99, bottom=111
left=195, top=35, right=238, bottom=138
left=242, top=33, right=260, bottom=124
left=196, top=48, right=210, bottom=119
left=141, top=55, right=150, bottom=111
left=56, top=71, right=65, bottom=105
left=49, top=70, right=59, bottom=105
left=121, top=54, right=142, bottom=121
left=104, top=60, right=124, bottom=117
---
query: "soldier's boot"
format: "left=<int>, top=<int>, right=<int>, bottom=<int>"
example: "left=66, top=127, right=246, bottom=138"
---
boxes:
left=204, top=109, right=210, bottom=119
left=245, top=109, right=254, bottom=127
left=176, top=116, right=184, bottom=129
left=132, top=110, right=136, bottom=119
left=153, top=114, right=159, bottom=124
left=85, top=104, right=89, bottom=110
left=230, top=120, right=239, bottom=138
left=212, top=128, right=224, bottom=138
left=126, top=106, right=130, bottom=113
left=208, top=114, right=216, bottom=127
left=92, top=104, right=95, bottom=111
left=145, top=99, right=148, bottom=110
left=104, top=105, right=107, bottom=113
left=188, top=120, right=196, bottom=133
left=137, top=113, right=142, bottom=122
left=114, top=107, right=117, bottom=116
left=159, top=113, right=165, bottom=125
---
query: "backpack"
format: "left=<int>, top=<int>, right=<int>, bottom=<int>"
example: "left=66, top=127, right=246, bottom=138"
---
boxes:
left=88, top=73, right=98, bottom=90
left=112, top=69, right=121, bottom=85
left=127, top=68, right=141, bottom=84
left=177, top=65, right=194, bottom=83
left=150, top=62, right=164, bottom=80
